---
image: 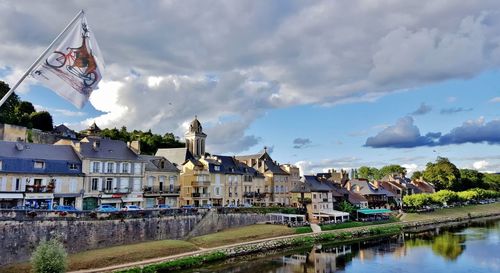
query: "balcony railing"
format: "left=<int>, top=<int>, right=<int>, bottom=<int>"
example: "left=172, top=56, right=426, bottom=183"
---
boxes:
left=143, top=186, right=180, bottom=194
left=243, top=192, right=266, bottom=198
left=191, top=193, right=210, bottom=198
left=25, top=184, right=54, bottom=193
left=191, top=180, right=211, bottom=187
left=102, top=188, right=131, bottom=194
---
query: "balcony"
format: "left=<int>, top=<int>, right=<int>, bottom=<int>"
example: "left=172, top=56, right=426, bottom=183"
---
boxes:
left=25, top=184, right=54, bottom=193
left=143, top=186, right=180, bottom=195
left=191, top=193, right=210, bottom=198
left=243, top=192, right=266, bottom=199
left=191, top=180, right=211, bottom=187
left=102, top=188, right=131, bottom=194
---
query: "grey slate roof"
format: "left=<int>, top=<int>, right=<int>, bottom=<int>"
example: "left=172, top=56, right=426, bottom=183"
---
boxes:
left=0, top=141, right=80, bottom=161
left=139, top=155, right=179, bottom=172
left=78, top=138, right=138, bottom=160
left=155, top=147, right=194, bottom=167
left=349, top=179, right=388, bottom=195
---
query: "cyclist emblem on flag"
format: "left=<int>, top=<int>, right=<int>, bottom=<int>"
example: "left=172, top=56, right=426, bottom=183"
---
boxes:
left=32, top=12, right=104, bottom=109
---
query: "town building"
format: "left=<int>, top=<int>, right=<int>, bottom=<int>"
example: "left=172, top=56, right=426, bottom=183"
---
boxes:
left=140, top=155, right=180, bottom=208
left=0, top=141, right=83, bottom=209
left=56, top=136, right=145, bottom=210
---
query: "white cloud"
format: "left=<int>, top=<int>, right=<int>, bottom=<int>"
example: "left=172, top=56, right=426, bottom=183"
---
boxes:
left=473, top=160, right=489, bottom=170
left=3, top=1, right=500, bottom=153
left=401, top=163, right=419, bottom=175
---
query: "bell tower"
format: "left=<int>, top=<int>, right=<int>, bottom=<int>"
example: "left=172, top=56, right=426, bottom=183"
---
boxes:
left=185, top=116, right=207, bottom=158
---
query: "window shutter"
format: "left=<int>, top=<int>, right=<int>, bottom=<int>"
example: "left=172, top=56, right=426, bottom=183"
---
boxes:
left=70, top=178, right=77, bottom=192
left=0, top=177, right=6, bottom=191
left=98, top=178, right=103, bottom=191
left=55, top=179, right=61, bottom=193
left=89, top=161, right=93, bottom=173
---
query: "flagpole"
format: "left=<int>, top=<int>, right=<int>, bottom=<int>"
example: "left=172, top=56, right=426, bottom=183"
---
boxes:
left=0, top=10, right=84, bottom=108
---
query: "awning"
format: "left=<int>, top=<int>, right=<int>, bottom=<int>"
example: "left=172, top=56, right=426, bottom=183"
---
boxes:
left=121, top=197, right=143, bottom=202
left=100, top=199, right=122, bottom=204
left=54, top=193, right=81, bottom=198
left=357, top=208, right=392, bottom=214
left=0, top=193, right=24, bottom=199
left=25, top=193, right=54, bottom=200
left=314, top=210, right=350, bottom=217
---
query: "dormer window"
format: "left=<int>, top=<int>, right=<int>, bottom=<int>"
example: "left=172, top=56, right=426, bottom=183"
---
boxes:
left=34, top=161, right=45, bottom=169
left=160, top=161, right=165, bottom=169
left=214, top=165, right=220, bottom=171
left=0, top=160, right=2, bottom=170
left=69, top=163, right=78, bottom=170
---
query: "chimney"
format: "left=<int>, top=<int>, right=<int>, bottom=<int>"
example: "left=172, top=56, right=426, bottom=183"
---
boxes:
left=373, top=180, right=379, bottom=188
left=346, top=181, right=351, bottom=191
left=128, top=140, right=141, bottom=154
left=92, top=140, right=100, bottom=151
left=356, top=185, right=361, bottom=192
left=74, top=142, right=81, bottom=152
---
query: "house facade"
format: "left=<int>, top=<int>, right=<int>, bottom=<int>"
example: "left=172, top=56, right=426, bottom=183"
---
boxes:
left=56, top=137, right=145, bottom=210
left=141, top=155, right=180, bottom=208
left=0, top=141, right=83, bottom=209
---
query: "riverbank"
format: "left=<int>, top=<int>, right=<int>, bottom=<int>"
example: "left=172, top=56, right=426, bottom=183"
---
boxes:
left=1, top=203, right=498, bottom=273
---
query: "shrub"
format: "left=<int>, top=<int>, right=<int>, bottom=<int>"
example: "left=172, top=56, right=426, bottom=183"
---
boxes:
left=294, top=226, right=313, bottom=234
left=31, top=238, right=68, bottom=273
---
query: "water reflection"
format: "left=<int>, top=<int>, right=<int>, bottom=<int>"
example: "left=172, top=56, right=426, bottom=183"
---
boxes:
left=186, top=220, right=499, bottom=273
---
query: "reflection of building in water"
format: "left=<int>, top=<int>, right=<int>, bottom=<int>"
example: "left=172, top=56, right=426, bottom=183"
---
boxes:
left=281, top=245, right=351, bottom=273
left=356, top=236, right=405, bottom=262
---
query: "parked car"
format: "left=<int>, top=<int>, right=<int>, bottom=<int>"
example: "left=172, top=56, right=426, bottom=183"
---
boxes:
left=201, top=204, right=213, bottom=209
left=242, top=203, right=253, bottom=208
left=180, top=205, right=194, bottom=209
left=225, top=204, right=237, bottom=208
left=54, top=205, right=79, bottom=212
left=156, top=204, right=171, bottom=209
left=95, top=205, right=119, bottom=212
left=122, top=205, right=143, bottom=211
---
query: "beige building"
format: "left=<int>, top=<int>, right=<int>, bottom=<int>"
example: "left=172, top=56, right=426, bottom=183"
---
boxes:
left=236, top=148, right=293, bottom=206
left=0, top=141, right=84, bottom=209
left=141, top=155, right=180, bottom=208
left=56, top=137, right=145, bottom=210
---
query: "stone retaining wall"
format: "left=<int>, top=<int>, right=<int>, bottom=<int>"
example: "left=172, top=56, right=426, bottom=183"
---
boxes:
left=0, top=211, right=268, bottom=267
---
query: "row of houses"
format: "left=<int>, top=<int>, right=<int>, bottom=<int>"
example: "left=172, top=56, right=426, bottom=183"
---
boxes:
left=0, top=117, right=434, bottom=211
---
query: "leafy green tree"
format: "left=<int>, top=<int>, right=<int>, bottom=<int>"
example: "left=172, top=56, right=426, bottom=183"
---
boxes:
left=16, top=101, right=36, bottom=115
left=483, top=173, right=500, bottom=191
left=431, top=190, right=459, bottom=205
left=422, top=157, right=460, bottom=190
left=457, top=190, right=479, bottom=202
left=0, top=81, right=21, bottom=124
left=458, top=169, right=484, bottom=191
left=337, top=200, right=356, bottom=213
left=357, top=166, right=380, bottom=181
left=411, top=171, right=423, bottom=181
left=379, top=165, right=407, bottom=178
left=31, top=238, right=68, bottom=273
left=30, top=111, right=53, bottom=131
left=403, top=193, right=432, bottom=208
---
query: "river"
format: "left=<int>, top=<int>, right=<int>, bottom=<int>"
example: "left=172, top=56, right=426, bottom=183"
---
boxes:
left=181, top=219, right=499, bottom=273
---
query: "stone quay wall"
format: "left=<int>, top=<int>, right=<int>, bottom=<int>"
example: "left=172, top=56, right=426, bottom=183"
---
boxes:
left=0, top=211, right=268, bottom=266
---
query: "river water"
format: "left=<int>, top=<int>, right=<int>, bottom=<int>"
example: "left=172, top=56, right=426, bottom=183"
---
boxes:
left=183, top=220, right=499, bottom=273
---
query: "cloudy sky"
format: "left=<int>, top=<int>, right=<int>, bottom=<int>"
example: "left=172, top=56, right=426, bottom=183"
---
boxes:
left=0, top=0, right=499, bottom=174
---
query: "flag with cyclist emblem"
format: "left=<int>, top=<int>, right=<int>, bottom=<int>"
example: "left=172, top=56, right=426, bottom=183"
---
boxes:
left=32, top=13, right=104, bottom=109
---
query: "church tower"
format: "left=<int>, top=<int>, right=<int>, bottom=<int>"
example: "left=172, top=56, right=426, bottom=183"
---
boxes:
left=185, top=116, right=207, bottom=158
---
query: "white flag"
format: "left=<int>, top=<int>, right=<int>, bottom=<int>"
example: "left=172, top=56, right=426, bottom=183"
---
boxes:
left=32, top=13, right=104, bottom=108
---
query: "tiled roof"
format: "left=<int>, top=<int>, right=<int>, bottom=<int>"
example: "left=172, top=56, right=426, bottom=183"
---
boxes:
left=155, top=147, right=194, bottom=167
left=348, top=192, right=368, bottom=204
left=349, top=179, right=387, bottom=196
left=0, top=141, right=80, bottom=162
left=77, top=138, right=138, bottom=160
left=139, top=155, right=179, bottom=172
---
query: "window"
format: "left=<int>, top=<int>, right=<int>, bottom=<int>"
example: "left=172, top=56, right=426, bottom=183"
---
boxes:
left=0, top=160, right=2, bottom=170
left=122, top=163, right=129, bottom=173
left=15, top=178, right=20, bottom=191
left=34, top=161, right=45, bottom=169
left=91, top=178, right=98, bottom=191
left=92, top=162, right=100, bottom=173
left=105, top=178, right=113, bottom=190
left=313, top=194, right=317, bottom=199
left=215, top=187, right=220, bottom=195
left=214, top=165, right=220, bottom=171
left=69, top=163, right=78, bottom=170
left=107, top=162, right=114, bottom=173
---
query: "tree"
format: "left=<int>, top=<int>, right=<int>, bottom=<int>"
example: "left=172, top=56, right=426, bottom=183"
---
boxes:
left=357, top=166, right=380, bottom=181
left=483, top=173, right=500, bottom=191
left=422, top=157, right=460, bottom=190
left=411, top=171, right=423, bottom=181
left=0, top=81, right=21, bottom=124
left=403, top=193, right=432, bottom=208
left=30, top=111, right=54, bottom=131
left=337, top=200, right=356, bottom=213
left=31, top=238, right=68, bottom=273
left=431, top=190, right=459, bottom=206
left=458, top=169, right=484, bottom=191
left=379, top=164, right=407, bottom=178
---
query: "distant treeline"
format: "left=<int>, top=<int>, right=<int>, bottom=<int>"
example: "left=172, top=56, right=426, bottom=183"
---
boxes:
left=95, top=126, right=185, bottom=155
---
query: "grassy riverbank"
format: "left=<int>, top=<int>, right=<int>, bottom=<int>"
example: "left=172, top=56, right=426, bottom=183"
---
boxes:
left=1, top=203, right=498, bottom=273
